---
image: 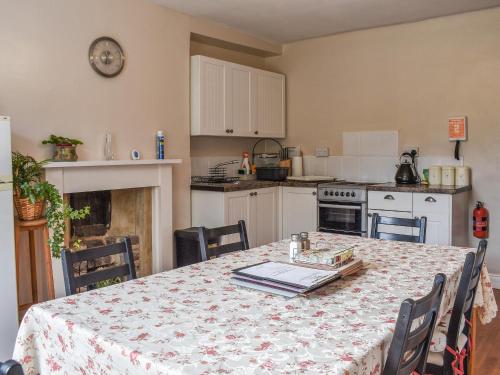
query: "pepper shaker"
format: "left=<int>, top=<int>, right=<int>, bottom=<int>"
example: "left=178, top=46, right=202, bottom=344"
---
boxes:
left=300, top=232, right=310, bottom=250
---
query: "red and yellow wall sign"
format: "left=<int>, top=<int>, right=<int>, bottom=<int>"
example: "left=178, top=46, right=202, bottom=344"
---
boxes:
left=448, top=116, right=467, bottom=141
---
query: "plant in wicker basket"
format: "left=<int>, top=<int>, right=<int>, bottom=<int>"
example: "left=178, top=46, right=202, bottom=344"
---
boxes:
left=12, top=152, right=90, bottom=258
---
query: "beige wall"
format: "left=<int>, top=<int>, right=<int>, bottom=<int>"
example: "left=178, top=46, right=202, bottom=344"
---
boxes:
left=0, top=0, right=279, bottom=303
left=266, top=8, right=500, bottom=273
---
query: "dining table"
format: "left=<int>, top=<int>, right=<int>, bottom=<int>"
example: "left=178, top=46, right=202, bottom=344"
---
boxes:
left=13, top=233, right=497, bottom=375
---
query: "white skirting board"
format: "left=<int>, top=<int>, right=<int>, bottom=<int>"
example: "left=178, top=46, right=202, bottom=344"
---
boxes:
left=489, top=273, right=500, bottom=289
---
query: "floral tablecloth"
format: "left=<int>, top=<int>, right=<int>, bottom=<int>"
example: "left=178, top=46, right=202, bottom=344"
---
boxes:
left=13, top=233, right=497, bottom=375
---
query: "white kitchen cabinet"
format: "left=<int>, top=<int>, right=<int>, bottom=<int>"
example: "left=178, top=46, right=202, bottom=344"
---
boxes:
left=191, top=56, right=227, bottom=136
left=368, top=190, right=469, bottom=246
left=226, top=63, right=252, bottom=136
left=253, top=187, right=279, bottom=247
left=252, top=70, right=286, bottom=138
left=191, top=55, right=285, bottom=138
left=281, top=187, right=318, bottom=239
left=192, top=187, right=278, bottom=248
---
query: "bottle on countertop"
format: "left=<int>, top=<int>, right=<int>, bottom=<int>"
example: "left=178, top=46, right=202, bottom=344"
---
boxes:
left=289, top=234, right=301, bottom=261
left=240, top=152, right=251, bottom=175
left=156, top=130, right=165, bottom=160
left=300, top=232, right=310, bottom=250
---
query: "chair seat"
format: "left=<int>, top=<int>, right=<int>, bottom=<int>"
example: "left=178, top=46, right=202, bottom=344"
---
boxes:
left=430, top=310, right=465, bottom=353
left=427, top=333, right=468, bottom=367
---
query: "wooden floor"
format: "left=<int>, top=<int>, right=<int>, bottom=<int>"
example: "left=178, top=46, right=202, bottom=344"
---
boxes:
left=475, top=289, right=500, bottom=374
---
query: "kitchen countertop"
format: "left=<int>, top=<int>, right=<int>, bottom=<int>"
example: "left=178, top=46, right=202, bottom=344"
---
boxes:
left=367, top=183, right=472, bottom=194
left=191, top=179, right=327, bottom=192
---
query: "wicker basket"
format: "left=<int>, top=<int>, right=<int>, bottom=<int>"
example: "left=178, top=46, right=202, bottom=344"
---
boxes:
left=13, top=195, right=44, bottom=221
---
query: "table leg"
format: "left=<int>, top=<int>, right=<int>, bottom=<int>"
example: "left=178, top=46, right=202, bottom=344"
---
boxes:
left=43, top=225, right=55, bottom=300
left=28, top=230, right=39, bottom=304
left=469, top=307, right=478, bottom=375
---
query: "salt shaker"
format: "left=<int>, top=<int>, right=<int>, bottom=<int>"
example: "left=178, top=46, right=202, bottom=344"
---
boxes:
left=300, top=232, right=310, bottom=250
left=289, top=234, right=301, bottom=261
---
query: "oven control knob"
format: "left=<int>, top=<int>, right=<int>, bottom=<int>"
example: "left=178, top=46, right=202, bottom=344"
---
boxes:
left=340, top=192, right=345, bottom=197
left=329, top=191, right=334, bottom=196
left=323, top=191, right=328, bottom=196
left=335, top=191, right=339, bottom=196
left=346, top=192, right=350, bottom=197
left=351, top=191, right=356, bottom=197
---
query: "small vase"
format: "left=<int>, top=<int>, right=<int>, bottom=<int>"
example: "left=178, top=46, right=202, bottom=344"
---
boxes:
left=53, top=144, right=78, bottom=162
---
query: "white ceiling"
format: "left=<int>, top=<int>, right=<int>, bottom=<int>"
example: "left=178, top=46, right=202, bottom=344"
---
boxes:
left=154, top=0, right=500, bottom=43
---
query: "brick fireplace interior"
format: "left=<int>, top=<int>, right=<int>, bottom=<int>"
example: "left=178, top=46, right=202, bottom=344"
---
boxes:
left=67, top=188, right=152, bottom=280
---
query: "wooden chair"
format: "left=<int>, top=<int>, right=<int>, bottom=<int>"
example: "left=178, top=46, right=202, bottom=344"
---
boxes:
left=61, top=237, right=136, bottom=296
left=426, top=240, right=488, bottom=375
left=0, top=360, right=23, bottom=375
left=197, top=220, right=250, bottom=261
left=370, top=213, right=427, bottom=243
left=382, top=273, right=447, bottom=375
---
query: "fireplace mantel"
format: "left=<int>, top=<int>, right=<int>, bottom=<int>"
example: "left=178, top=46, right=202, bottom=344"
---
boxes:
left=45, top=159, right=181, bottom=168
left=44, top=159, right=181, bottom=297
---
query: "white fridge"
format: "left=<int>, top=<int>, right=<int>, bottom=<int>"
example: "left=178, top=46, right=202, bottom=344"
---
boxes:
left=0, top=116, right=19, bottom=360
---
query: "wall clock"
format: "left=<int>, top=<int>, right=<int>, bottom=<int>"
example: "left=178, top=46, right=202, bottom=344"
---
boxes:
left=88, top=37, right=125, bottom=78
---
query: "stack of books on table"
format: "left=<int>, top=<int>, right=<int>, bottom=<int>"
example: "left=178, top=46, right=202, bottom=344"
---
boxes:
left=231, top=259, right=362, bottom=298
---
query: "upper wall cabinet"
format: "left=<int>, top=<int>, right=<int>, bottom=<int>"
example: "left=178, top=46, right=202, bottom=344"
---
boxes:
left=191, top=55, right=285, bottom=138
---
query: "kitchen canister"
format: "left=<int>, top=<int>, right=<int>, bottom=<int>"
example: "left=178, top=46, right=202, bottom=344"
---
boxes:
left=429, top=166, right=442, bottom=185
left=455, top=166, right=471, bottom=186
left=441, top=166, right=456, bottom=186
left=292, top=156, right=303, bottom=177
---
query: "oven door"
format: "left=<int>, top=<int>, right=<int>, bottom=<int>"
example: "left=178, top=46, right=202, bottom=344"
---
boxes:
left=318, top=202, right=367, bottom=236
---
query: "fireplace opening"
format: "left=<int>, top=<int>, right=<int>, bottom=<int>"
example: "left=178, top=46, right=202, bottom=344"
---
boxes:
left=66, top=188, right=152, bottom=283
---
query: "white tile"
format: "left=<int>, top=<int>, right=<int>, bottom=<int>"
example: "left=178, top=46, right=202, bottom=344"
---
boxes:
left=343, top=132, right=361, bottom=156
left=359, top=157, right=382, bottom=182
left=341, top=156, right=360, bottom=181
left=327, top=156, right=341, bottom=178
left=359, top=132, right=375, bottom=156
left=303, top=156, right=327, bottom=176
left=377, top=131, right=399, bottom=156
left=378, top=157, right=399, bottom=182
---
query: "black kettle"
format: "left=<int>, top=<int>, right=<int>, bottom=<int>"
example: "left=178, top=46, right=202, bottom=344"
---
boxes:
left=395, top=152, right=420, bottom=184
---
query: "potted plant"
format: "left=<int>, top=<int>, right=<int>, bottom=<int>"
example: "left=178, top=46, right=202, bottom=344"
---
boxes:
left=12, top=152, right=90, bottom=257
left=42, top=134, right=83, bottom=162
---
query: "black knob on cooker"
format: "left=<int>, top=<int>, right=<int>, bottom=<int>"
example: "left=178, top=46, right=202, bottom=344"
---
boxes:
left=351, top=191, right=356, bottom=197
left=335, top=191, right=339, bottom=196
left=346, top=192, right=350, bottom=197
left=340, top=192, right=345, bottom=197
left=323, top=191, right=328, bottom=196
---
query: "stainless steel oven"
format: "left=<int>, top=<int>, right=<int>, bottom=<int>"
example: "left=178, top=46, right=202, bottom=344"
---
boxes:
left=317, top=183, right=368, bottom=236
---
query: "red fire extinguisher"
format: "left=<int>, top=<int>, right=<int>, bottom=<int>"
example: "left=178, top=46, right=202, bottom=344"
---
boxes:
left=473, top=201, right=489, bottom=239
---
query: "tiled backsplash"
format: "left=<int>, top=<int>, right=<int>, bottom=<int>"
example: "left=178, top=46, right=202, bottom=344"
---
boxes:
left=191, top=131, right=464, bottom=183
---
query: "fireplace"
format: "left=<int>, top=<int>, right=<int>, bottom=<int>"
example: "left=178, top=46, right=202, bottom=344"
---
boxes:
left=44, top=159, right=181, bottom=298
left=67, top=188, right=152, bottom=278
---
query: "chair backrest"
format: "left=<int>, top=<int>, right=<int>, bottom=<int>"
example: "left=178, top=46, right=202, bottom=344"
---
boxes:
left=197, top=220, right=250, bottom=261
left=0, top=360, right=23, bottom=375
left=443, top=240, right=487, bottom=368
left=61, top=237, right=136, bottom=296
left=371, top=213, right=427, bottom=243
left=383, top=273, right=447, bottom=375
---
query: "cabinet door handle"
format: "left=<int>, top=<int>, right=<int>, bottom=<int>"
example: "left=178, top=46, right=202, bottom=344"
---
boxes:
left=254, top=191, right=258, bottom=196
left=229, top=129, right=234, bottom=134
left=384, top=194, right=395, bottom=200
left=254, top=130, right=259, bottom=135
left=249, top=192, right=254, bottom=196
left=312, top=191, right=317, bottom=196
left=425, top=196, right=437, bottom=203
left=225, top=129, right=230, bottom=134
